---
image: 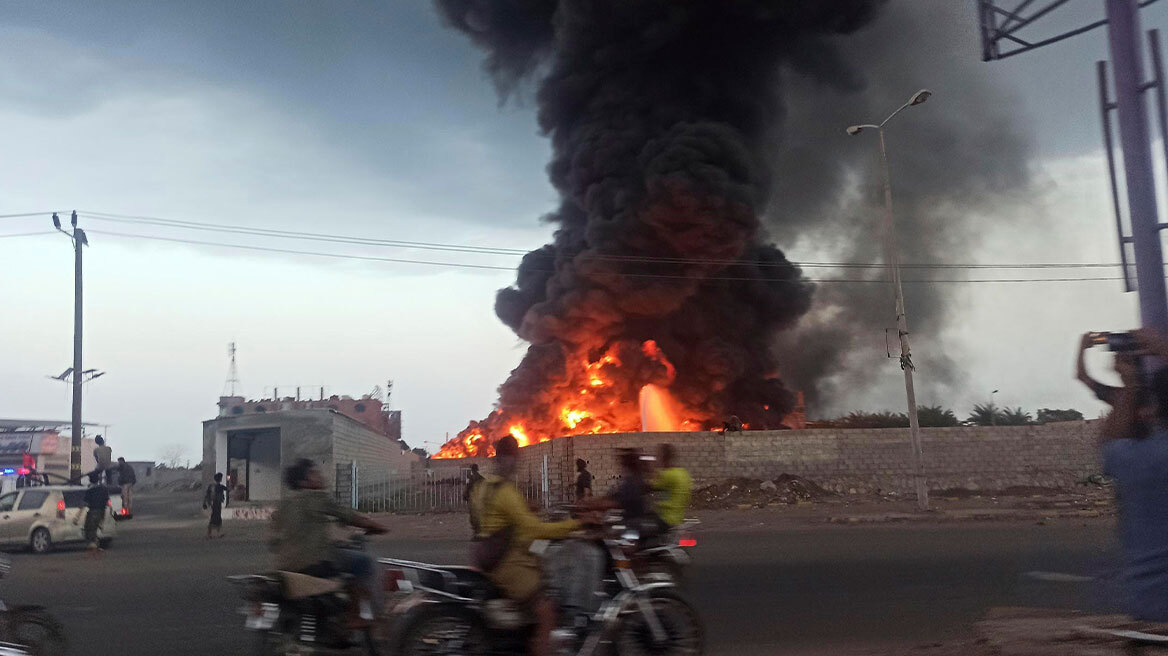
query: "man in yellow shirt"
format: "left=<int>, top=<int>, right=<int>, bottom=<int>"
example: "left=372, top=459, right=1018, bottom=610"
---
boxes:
left=652, top=443, right=692, bottom=528
left=470, top=435, right=584, bottom=656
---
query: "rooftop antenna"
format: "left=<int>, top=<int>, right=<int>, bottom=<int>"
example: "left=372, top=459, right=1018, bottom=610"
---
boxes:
left=223, top=342, right=240, bottom=397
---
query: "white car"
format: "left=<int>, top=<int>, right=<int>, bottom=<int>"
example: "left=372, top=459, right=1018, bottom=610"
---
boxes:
left=0, top=485, right=120, bottom=554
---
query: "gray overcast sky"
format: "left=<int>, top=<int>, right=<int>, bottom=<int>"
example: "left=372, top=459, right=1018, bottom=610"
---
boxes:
left=0, top=1, right=1165, bottom=461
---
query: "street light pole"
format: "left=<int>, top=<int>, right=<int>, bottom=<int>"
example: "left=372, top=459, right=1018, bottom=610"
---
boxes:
left=847, top=90, right=932, bottom=511
left=53, top=211, right=87, bottom=481
left=990, top=389, right=999, bottom=426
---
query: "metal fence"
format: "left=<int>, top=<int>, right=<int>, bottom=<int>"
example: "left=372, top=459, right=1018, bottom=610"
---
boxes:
left=338, top=458, right=552, bottom=513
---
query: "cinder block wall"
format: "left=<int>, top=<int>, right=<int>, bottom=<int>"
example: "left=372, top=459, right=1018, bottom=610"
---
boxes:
left=506, top=421, right=1101, bottom=496
left=422, top=420, right=1101, bottom=497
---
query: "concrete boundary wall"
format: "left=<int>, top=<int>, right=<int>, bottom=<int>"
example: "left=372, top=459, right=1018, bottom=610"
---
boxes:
left=425, top=420, right=1102, bottom=496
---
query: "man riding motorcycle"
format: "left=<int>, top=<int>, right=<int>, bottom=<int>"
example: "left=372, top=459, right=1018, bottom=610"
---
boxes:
left=651, top=443, right=692, bottom=530
left=469, top=435, right=594, bottom=656
left=270, top=458, right=387, bottom=624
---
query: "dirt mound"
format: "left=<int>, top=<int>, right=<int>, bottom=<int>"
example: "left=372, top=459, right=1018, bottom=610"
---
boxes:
left=693, top=475, right=834, bottom=509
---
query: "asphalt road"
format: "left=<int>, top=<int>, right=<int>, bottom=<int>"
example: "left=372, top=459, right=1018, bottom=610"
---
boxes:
left=0, top=493, right=1124, bottom=656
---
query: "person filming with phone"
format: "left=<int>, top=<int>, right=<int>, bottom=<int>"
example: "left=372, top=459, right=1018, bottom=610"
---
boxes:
left=1082, top=329, right=1168, bottom=621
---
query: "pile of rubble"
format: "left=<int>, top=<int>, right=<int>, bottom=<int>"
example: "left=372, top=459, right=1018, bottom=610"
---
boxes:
left=693, top=474, right=834, bottom=509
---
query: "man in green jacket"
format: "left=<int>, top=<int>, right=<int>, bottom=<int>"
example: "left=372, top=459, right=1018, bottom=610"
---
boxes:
left=471, top=435, right=585, bottom=656
left=652, top=443, right=692, bottom=528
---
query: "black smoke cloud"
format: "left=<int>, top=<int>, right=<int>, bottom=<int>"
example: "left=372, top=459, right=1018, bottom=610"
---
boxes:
left=435, top=0, right=938, bottom=444
left=766, top=1, right=1033, bottom=414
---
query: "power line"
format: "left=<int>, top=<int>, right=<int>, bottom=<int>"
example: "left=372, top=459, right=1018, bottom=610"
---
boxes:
left=0, top=231, right=53, bottom=239
left=85, top=228, right=1129, bottom=284
left=78, top=209, right=1130, bottom=272
left=0, top=212, right=60, bottom=220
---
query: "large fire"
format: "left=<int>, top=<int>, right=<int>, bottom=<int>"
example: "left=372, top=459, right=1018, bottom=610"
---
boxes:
left=435, top=339, right=702, bottom=459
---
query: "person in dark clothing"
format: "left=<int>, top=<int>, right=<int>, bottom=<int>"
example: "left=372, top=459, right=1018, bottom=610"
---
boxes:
left=73, top=473, right=109, bottom=554
left=608, top=450, right=649, bottom=522
left=574, top=459, right=593, bottom=500
left=116, top=457, right=136, bottom=514
left=464, top=463, right=485, bottom=532
left=204, top=472, right=229, bottom=539
left=464, top=464, right=484, bottom=501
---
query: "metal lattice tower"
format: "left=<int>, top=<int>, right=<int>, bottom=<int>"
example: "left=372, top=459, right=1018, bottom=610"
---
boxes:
left=979, top=0, right=1168, bottom=331
left=223, top=342, right=241, bottom=396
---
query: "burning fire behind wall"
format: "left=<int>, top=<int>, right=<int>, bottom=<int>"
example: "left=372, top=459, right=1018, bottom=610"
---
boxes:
left=438, top=340, right=704, bottom=458
left=432, top=1, right=885, bottom=459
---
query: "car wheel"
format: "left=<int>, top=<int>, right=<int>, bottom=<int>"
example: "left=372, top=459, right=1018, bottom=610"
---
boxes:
left=29, top=528, right=51, bottom=555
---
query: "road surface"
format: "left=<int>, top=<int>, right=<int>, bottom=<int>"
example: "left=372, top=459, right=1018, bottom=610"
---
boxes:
left=0, top=493, right=1123, bottom=655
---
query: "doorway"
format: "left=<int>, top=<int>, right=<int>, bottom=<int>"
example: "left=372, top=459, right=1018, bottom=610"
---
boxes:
left=226, top=428, right=281, bottom=502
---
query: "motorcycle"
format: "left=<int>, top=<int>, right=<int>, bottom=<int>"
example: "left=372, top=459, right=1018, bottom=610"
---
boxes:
left=385, top=515, right=703, bottom=656
left=636, top=519, right=699, bottom=585
left=0, top=558, right=67, bottom=656
left=229, top=533, right=385, bottom=655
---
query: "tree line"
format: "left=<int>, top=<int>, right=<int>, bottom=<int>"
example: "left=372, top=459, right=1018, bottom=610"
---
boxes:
left=813, top=405, right=1086, bottom=429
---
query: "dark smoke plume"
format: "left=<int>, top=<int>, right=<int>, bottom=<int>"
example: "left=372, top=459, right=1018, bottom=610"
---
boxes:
left=435, top=0, right=904, bottom=446
left=766, top=2, right=1033, bottom=414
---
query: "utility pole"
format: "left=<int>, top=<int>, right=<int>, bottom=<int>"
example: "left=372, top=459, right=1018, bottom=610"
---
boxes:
left=52, top=211, right=87, bottom=481
left=1106, top=0, right=1168, bottom=332
left=848, top=89, right=933, bottom=511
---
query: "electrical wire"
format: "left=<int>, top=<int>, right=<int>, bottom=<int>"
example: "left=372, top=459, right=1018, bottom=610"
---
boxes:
left=0, top=212, right=60, bottom=220
left=78, top=209, right=1132, bottom=272
left=85, top=228, right=1129, bottom=284
left=0, top=231, right=54, bottom=239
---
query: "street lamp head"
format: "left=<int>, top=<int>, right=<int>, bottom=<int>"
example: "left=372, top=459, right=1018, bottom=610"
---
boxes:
left=846, top=125, right=864, bottom=136
left=909, top=89, right=932, bottom=106
left=51, top=213, right=60, bottom=230
left=70, top=210, right=77, bottom=228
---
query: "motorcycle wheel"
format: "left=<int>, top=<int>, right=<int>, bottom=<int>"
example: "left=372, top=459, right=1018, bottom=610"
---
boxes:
left=5, top=608, right=67, bottom=656
left=256, top=630, right=311, bottom=656
left=614, top=591, right=703, bottom=656
left=397, top=607, right=487, bottom=656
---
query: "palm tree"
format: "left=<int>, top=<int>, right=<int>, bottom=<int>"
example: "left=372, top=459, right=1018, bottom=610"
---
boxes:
left=917, top=405, right=959, bottom=427
left=835, top=411, right=909, bottom=428
left=966, top=403, right=1002, bottom=426
left=998, top=407, right=1033, bottom=426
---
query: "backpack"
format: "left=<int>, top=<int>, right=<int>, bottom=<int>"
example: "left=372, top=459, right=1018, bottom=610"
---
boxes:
left=470, top=481, right=515, bottom=572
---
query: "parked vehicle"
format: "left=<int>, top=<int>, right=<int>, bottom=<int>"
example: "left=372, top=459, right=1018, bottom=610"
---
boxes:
left=0, top=557, right=67, bottom=655
left=230, top=533, right=385, bottom=655
left=386, top=515, right=703, bottom=656
left=0, top=485, right=120, bottom=554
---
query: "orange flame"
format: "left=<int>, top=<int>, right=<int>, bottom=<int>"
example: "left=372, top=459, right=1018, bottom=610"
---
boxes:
left=586, top=347, right=622, bottom=388
left=434, top=338, right=793, bottom=458
left=509, top=424, right=531, bottom=447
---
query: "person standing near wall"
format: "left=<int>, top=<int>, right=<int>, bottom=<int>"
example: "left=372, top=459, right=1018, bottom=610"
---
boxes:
left=464, top=463, right=485, bottom=533
left=574, top=459, right=593, bottom=501
left=116, top=457, right=136, bottom=515
left=204, top=473, right=229, bottom=539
